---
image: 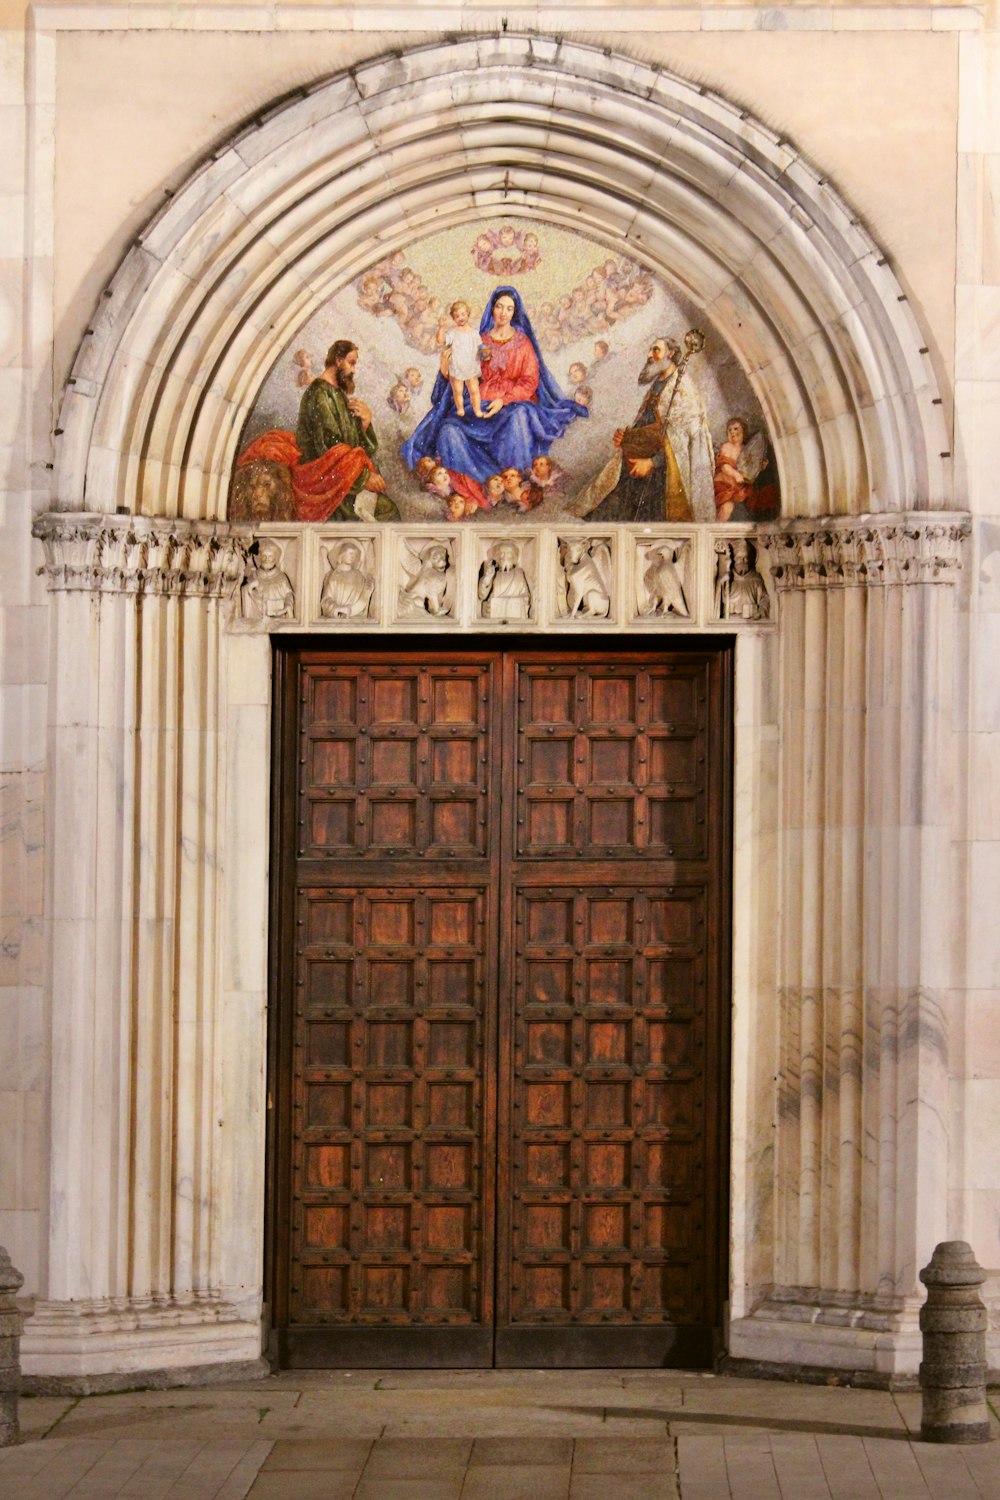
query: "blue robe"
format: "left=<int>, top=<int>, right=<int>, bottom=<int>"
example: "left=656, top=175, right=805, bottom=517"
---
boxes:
left=401, top=286, right=587, bottom=483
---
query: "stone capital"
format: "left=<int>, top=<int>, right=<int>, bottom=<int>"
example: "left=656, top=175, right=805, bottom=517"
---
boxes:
left=32, top=512, right=253, bottom=599
left=758, top=514, right=969, bottom=592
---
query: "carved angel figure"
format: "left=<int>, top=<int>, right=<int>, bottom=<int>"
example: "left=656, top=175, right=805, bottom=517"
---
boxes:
left=478, top=541, right=531, bottom=621
left=639, top=541, right=689, bottom=618
left=399, top=540, right=455, bottom=618
left=241, top=538, right=294, bottom=621
left=320, top=540, right=374, bottom=619
left=558, top=537, right=612, bottom=619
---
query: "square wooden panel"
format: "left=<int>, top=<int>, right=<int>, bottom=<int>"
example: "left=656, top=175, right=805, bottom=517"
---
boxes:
left=309, top=801, right=356, bottom=850
left=424, top=1203, right=473, bottom=1252
left=647, top=896, right=696, bottom=946
left=586, top=796, right=634, bottom=847
left=311, top=738, right=356, bottom=787
left=370, top=738, right=417, bottom=786
left=523, top=1202, right=571, bottom=1251
left=647, top=734, right=697, bottom=783
left=364, top=1143, right=411, bottom=1190
left=647, top=796, right=698, bottom=853
left=423, top=1265, right=473, bottom=1314
left=306, top=960, right=352, bottom=1008
left=583, top=1201, right=630, bottom=1251
left=642, top=1263, right=699, bottom=1319
left=644, top=1202, right=695, bottom=1251
left=307, top=1083, right=351, bottom=1129
left=310, top=675, right=357, bottom=726
left=644, top=1137, right=698, bottom=1195
left=525, top=898, right=573, bottom=945
left=369, top=798, right=418, bottom=849
left=585, top=1081, right=631, bottom=1126
left=427, top=1020, right=476, bottom=1067
left=526, top=798, right=573, bottom=849
left=431, top=674, right=478, bottom=724
left=362, top=1265, right=409, bottom=1312
left=368, top=899, right=415, bottom=945
left=363, top=1204, right=411, bottom=1251
left=646, top=958, right=696, bottom=1009
left=306, top=1021, right=350, bottom=1067
left=427, top=1081, right=475, bottom=1129
left=645, top=1081, right=695, bottom=1129
left=585, top=959, right=631, bottom=1005
left=521, top=1264, right=571, bottom=1314
left=647, top=1019, right=695, bottom=1070
left=526, top=1020, right=572, bottom=1066
left=429, top=898, right=476, bottom=946
left=523, top=1141, right=571, bottom=1189
left=425, top=1142, right=474, bottom=1191
left=367, top=1021, right=413, bottom=1068
left=303, top=1203, right=350, bottom=1250
left=305, top=897, right=353, bottom=946
left=427, top=959, right=476, bottom=1007
left=583, top=1264, right=630, bottom=1313
left=430, top=796, right=478, bottom=849
left=587, top=898, right=633, bottom=944
left=303, top=1143, right=350, bottom=1189
left=432, top=736, right=478, bottom=785
left=365, top=1083, right=412, bottom=1129
left=584, top=1140, right=630, bottom=1190
left=589, top=738, right=633, bottom=784
left=589, top=674, right=635, bottom=724
left=371, top=675, right=417, bottom=725
left=367, top=960, right=413, bottom=1007
left=527, top=736, right=574, bottom=786
left=586, top=1020, right=631, bottom=1064
left=524, top=960, right=574, bottom=1005
left=648, top=670, right=698, bottom=726
left=299, top=1266, right=349, bottom=1315
left=527, top=673, right=574, bottom=724
left=524, top=1081, right=571, bottom=1127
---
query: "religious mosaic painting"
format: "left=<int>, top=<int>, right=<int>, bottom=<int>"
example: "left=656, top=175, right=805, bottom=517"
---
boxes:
left=230, top=219, right=780, bottom=528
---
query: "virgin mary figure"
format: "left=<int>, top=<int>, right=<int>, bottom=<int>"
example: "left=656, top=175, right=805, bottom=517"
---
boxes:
left=402, top=286, right=587, bottom=510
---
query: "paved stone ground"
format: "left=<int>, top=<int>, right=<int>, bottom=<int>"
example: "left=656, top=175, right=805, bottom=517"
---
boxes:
left=0, top=1371, right=998, bottom=1498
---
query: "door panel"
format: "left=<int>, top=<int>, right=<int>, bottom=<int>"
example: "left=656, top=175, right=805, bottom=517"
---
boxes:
left=270, top=642, right=730, bottom=1369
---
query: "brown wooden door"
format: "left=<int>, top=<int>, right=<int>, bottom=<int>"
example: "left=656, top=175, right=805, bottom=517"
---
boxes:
left=269, top=642, right=731, bottom=1369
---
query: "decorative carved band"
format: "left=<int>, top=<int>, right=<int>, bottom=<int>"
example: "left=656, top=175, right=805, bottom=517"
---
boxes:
left=758, top=516, right=969, bottom=591
left=32, top=513, right=252, bottom=597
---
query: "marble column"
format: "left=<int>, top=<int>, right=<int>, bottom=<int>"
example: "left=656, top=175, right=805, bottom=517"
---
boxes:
left=23, top=515, right=266, bottom=1385
left=730, top=516, right=968, bottom=1378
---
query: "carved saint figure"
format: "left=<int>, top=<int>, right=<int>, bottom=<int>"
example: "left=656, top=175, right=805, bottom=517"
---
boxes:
left=640, top=541, right=689, bottom=618
left=400, top=541, right=455, bottom=618
left=720, top=538, right=771, bottom=621
left=319, top=540, right=374, bottom=619
left=558, top=537, right=612, bottom=619
left=478, top=541, right=532, bottom=621
left=241, top=538, right=294, bottom=621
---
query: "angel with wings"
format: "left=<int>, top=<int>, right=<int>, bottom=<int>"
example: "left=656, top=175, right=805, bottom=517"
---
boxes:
left=558, top=536, right=612, bottom=619
left=713, top=418, right=770, bottom=522
left=399, top=540, right=455, bottom=619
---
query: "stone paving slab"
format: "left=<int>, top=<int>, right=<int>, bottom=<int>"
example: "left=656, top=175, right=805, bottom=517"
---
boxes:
left=1, top=1374, right=1000, bottom=1499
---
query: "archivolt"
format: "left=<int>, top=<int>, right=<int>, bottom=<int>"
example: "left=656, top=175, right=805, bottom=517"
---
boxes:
left=54, top=34, right=951, bottom=520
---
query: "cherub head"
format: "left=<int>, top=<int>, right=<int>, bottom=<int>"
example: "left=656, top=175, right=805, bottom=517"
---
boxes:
left=726, top=418, right=748, bottom=447
left=501, top=466, right=525, bottom=496
left=567, top=361, right=587, bottom=386
left=594, top=340, right=610, bottom=362
left=530, top=455, right=554, bottom=483
left=405, top=367, right=423, bottom=390
left=388, top=382, right=410, bottom=413
left=484, top=473, right=505, bottom=505
left=523, top=232, right=539, bottom=251
left=428, top=466, right=454, bottom=499
left=574, top=384, right=593, bottom=409
left=499, top=225, right=517, bottom=247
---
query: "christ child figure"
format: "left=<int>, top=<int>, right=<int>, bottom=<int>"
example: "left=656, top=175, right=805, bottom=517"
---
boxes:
left=437, top=300, right=485, bottom=418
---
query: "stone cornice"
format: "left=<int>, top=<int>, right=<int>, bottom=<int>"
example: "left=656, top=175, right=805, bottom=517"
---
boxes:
left=32, top=513, right=252, bottom=597
left=758, top=515, right=969, bottom=591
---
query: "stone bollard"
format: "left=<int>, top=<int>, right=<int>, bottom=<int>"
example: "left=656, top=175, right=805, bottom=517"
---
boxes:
left=0, top=1246, right=25, bottom=1446
left=919, top=1240, right=993, bottom=1444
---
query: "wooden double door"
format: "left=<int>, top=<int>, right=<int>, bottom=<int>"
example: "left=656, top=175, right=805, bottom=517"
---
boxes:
left=269, top=640, right=731, bottom=1368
